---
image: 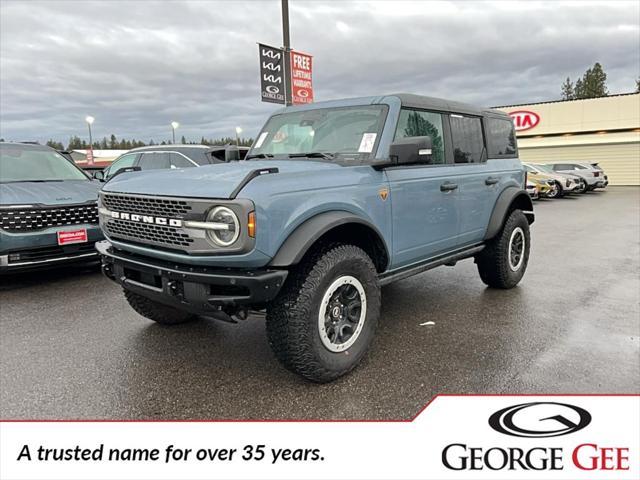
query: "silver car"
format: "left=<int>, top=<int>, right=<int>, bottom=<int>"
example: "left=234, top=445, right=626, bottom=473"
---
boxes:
left=524, top=163, right=585, bottom=196
left=550, top=162, right=608, bottom=191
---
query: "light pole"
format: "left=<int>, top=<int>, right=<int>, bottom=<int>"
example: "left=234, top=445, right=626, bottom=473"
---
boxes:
left=235, top=126, right=243, bottom=147
left=85, top=116, right=94, bottom=148
left=281, top=0, right=292, bottom=106
left=171, top=121, right=179, bottom=144
left=85, top=116, right=95, bottom=164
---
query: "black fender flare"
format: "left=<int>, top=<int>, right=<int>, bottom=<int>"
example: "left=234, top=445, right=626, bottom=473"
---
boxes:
left=269, top=211, right=389, bottom=268
left=484, top=187, right=535, bottom=240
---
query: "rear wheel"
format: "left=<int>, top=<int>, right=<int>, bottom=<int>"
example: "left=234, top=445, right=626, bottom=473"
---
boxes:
left=124, top=290, right=196, bottom=325
left=266, top=244, right=381, bottom=383
left=476, top=209, right=530, bottom=289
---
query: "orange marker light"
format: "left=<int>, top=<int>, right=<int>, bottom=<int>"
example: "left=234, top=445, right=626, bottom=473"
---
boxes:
left=247, top=211, right=256, bottom=238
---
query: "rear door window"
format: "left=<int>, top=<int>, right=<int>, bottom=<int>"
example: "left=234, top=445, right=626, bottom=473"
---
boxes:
left=394, top=109, right=446, bottom=165
left=138, top=152, right=170, bottom=170
left=486, top=117, right=517, bottom=158
left=449, top=115, right=485, bottom=163
left=169, top=153, right=195, bottom=169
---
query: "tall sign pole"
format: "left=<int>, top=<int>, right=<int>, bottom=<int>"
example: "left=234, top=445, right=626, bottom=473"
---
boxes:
left=281, top=0, right=292, bottom=106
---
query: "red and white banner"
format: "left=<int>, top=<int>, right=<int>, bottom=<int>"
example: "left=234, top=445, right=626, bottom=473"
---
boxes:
left=1, top=395, right=637, bottom=480
left=290, top=50, right=313, bottom=105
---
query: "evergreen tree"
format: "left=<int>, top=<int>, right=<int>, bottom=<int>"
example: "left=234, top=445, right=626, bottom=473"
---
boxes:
left=46, top=139, right=64, bottom=150
left=561, top=77, right=574, bottom=100
left=181, top=135, right=186, bottom=144
left=636, top=78, right=639, bottom=93
left=574, top=62, right=608, bottom=99
left=109, top=134, right=117, bottom=149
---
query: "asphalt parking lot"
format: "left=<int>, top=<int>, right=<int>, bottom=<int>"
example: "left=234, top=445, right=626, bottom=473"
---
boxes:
left=1, top=187, right=638, bottom=420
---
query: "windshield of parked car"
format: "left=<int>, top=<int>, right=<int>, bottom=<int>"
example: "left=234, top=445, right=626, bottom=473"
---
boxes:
left=248, top=105, right=388, bottom=161
left=0, top=145, right=89, bottom=182
left=533, top=164, right=554, bottom=173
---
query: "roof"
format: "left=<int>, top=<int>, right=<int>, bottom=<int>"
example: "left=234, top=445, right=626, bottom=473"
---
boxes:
left=492, top=92, right=639, bottom=109
left=274, top=93, right=509, bottom=118
left=391, top=93, right=506, bottom=118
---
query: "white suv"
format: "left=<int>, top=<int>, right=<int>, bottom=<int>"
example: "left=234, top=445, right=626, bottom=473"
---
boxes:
left=550, top=163, right=608, bottom=190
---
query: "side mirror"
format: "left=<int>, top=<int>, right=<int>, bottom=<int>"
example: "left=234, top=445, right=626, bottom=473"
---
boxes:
left=225, top=146, right=240, bottom=162
left=92, top=170, right=105, bottom=181
left=389, top=136, right=433, bottom=165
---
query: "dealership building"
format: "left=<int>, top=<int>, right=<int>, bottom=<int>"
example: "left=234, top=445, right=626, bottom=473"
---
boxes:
left=495, top=93, right=640, bottom=185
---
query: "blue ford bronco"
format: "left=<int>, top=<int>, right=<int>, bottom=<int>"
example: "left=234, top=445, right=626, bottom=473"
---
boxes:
left=97, top=94, right=534, bottom=382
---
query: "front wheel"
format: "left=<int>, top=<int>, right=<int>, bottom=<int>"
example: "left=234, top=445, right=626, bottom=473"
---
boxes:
left=266, top=244, right=381, bottom=383
left=547, top=182, right=562, bottom=198
left=476, top=209, right=530, bottom=289
left=575, top=179, right=588, bottom=194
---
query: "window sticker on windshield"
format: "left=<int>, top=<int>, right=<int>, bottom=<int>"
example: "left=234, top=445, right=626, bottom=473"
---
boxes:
left=358, top=133, right=377, bottom=153
left=254, top=132, right=268, bottom=148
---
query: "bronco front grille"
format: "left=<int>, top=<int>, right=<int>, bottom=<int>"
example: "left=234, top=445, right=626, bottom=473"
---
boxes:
left=0, top=203, right=98, bottom=232
left=102, top=193, right=192, bottom=218
left=105, top=219, right=194, bottom=248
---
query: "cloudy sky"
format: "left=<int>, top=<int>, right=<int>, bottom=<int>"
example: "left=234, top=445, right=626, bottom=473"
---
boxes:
left=1, top=0, right=638, bottom=145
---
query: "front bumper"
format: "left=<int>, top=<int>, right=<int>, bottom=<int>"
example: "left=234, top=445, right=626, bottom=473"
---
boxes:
left=97, top=240, right=288, bottom=314
left=0, top=225, right=103, bottom=272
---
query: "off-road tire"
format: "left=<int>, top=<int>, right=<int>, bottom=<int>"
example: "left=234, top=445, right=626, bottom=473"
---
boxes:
left=476, top=209, right=530, bottom=289
left=124, top=289, right=196, bottom=325
left=266, top=244, right=381, bottom=383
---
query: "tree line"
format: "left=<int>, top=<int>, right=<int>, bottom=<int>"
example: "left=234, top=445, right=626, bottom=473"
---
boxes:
left=44, top=134, right=254, bottom=151
left=561, top=62, right=640, bottom=100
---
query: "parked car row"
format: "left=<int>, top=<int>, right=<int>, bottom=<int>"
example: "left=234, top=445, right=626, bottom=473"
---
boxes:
left=523, top=162, right=608, bottom=200
left=0, top=142, right=247, bottom=272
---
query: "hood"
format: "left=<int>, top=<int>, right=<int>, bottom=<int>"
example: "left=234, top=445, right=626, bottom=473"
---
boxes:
left=0, top=180, right=100, bottom=206
left=102, top=160, right=348, bottom=199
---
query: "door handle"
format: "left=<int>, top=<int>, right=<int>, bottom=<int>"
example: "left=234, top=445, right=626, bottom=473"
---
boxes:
left=485, top=177, right=499, bottom=185
left=440, top=182, right=458, bottom=192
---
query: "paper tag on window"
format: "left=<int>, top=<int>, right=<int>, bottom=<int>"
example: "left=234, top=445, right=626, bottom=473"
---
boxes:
left=254, top=132, right=268, bottom=148
left=358, top=133, right=377, bottom=153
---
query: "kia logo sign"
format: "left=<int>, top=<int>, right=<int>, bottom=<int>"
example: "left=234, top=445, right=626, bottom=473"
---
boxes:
left=509, top=110, right=540, bottom=131
left=489, top=402, right=591, bottom=438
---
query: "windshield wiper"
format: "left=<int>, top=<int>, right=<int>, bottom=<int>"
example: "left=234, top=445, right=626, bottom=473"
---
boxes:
left=288, top=152, right=335, bottom=160
left=245, top=153, right=274, bottom=160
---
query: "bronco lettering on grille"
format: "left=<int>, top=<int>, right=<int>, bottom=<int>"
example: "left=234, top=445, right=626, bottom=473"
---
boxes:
left=109, top=211, right=182, bottom=227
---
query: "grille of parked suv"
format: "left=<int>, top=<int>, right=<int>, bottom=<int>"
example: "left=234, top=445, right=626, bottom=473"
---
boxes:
left=102, top=193, right=192, bottom=218
left=0, top=203, right=98, bottom=232
left=104, top=219, right=194, bottom=248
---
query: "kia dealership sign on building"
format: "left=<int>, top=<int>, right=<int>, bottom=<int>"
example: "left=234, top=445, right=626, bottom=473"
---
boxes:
left=509, top=110, right=540, bottom=131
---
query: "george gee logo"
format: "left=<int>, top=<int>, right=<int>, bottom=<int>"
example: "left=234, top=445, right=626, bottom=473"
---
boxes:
left=509, top=110, right=540, bottom=131
left=441, top=400, right=632, bottom=473
left=488, top=402, right=592, bottom=438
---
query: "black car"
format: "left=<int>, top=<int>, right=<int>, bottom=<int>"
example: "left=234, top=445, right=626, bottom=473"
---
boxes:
left=97, top=144, right=249, bottom=181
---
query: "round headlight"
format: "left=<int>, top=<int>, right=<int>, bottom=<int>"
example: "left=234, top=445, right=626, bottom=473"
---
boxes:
left=206, top=206, right=240, bottom=247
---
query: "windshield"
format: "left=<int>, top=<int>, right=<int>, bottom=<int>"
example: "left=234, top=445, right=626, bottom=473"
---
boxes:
left=249, top=105, right=388, bottom=160
left=0, top=145, right=89, bottom=183
left=532, top=164, right=554, bottom=173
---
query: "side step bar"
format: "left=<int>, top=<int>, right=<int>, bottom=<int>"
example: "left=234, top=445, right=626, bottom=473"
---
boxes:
left=378, top=244, right=485, bottom=286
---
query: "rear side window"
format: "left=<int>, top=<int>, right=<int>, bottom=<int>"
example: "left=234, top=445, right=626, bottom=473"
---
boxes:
left=450, top=115, right=485, bottom=163
left=486, top=118, right=517, bottom=158
left=394, top=109, right=446, bottom=164
left=169, top=153, right=195, bottom=169
left=138, top=152, right=170, bottom=170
